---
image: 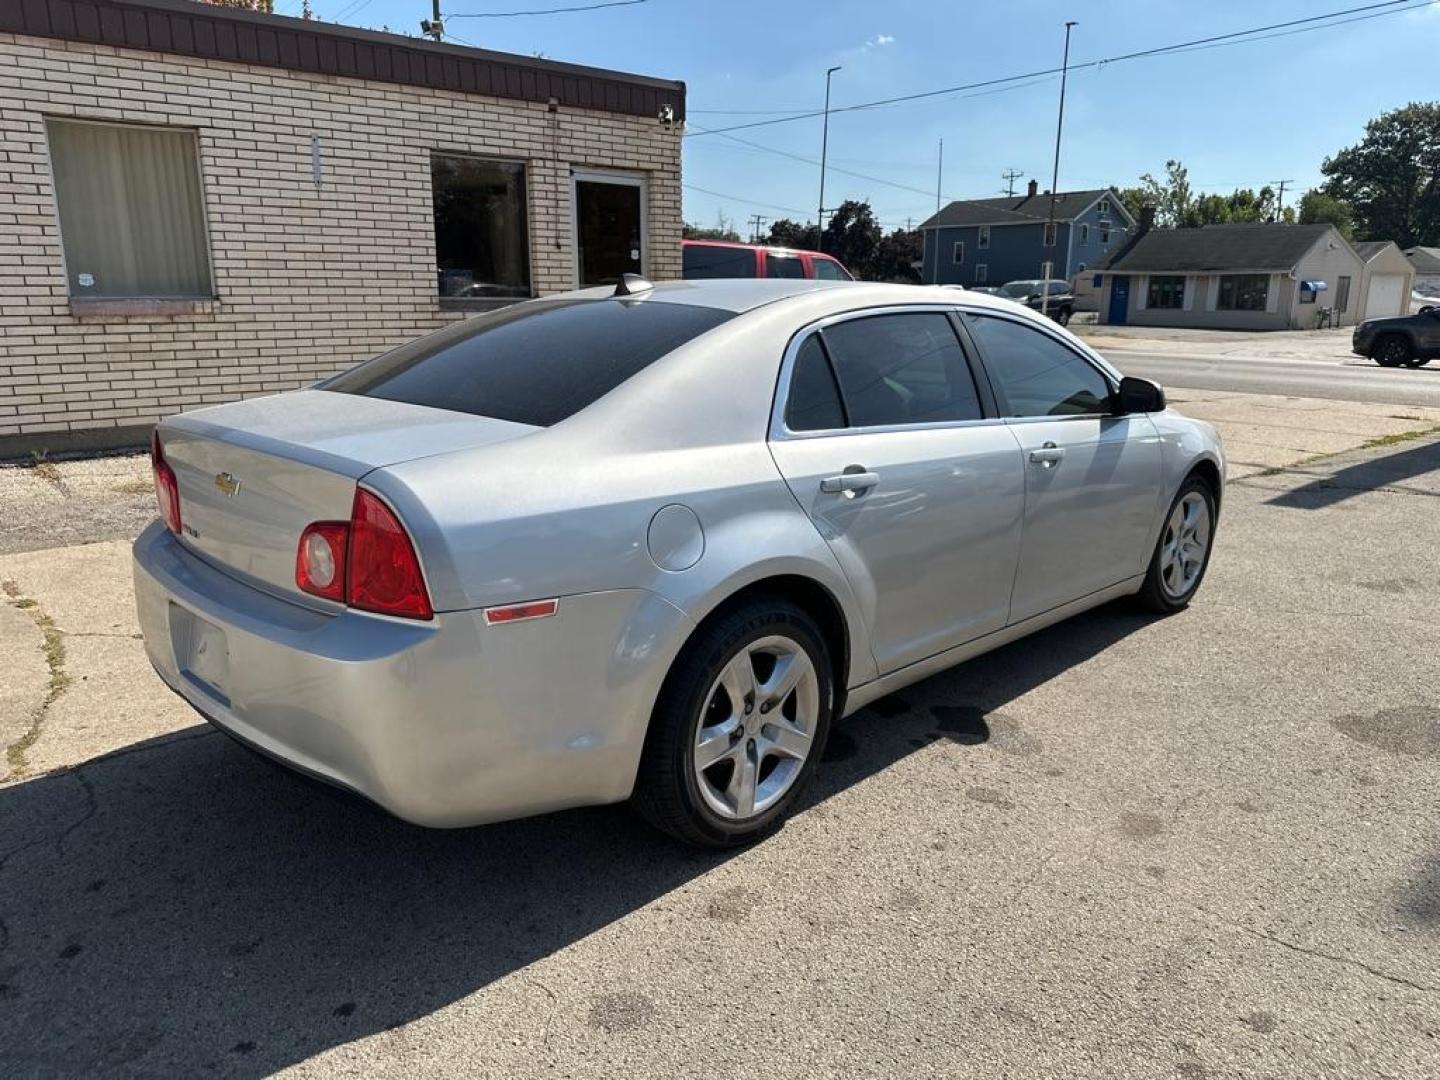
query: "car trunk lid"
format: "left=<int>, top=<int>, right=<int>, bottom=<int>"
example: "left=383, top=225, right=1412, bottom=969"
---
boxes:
left=160, top=389, right=536, bottom=606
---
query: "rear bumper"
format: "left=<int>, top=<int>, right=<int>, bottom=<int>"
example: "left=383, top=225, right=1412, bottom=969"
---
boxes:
left=132, top=521, right=691, bottom=827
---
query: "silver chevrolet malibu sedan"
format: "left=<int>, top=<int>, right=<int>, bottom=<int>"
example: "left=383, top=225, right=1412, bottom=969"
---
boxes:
left=134, top=278, right=1223, bottom=846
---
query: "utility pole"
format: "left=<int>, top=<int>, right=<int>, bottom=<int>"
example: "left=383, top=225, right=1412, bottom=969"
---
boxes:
left=817, top=65, right=841, bottom=254
left=1042, top=21, right=1076, bottom=320
left=1272, top=179, right=1293, bottom=222
left=420, top=0, right=443, bottom=41
left=936, top=138, right=944, bottom=213
left=747, top=214, right=768, bottom=243
left=1001, top=168, right=1023, bottom=198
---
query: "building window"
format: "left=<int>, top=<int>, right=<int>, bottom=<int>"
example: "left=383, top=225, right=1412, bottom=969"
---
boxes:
left=1298, top=283, right=1318, bottom=304
left=432, top=153, right=531, bottom=299
left=1080, top=224, right=1089, bottom=244
left=1098, top=198, right=1111, bottom=214
left=1336, top=275, right=1351, bottom=312
left=46, top=118, right=212, bottom=299
left=978, top=225, right=990, bottom=250
left=1043, top=222, right=1057, bottom=247
left=1217, top=274, right=1269, bottom=311
left=953, top=241, right=965, bottom=264
left=1146, top=275, right=1185, bottom=309
left=1100, top=226, right=1111, bottom=245
left=975, top=264, right=988, bottom=283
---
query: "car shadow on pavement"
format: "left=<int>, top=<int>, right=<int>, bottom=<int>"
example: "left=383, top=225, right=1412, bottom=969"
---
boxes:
left=0, top=607, right=1149, bottom=1075
left=1265, top=436, right=1440, bottom=511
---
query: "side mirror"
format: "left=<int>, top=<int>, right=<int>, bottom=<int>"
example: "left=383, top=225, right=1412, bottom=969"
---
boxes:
left=1114, top=375, right=1165, bottom=414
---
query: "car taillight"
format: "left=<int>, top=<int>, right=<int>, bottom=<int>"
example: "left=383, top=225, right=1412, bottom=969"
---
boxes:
left=296, top=522, right=348, bottom=602
left=151, top=429, right=182, bottom=534
left=295, top=489, right=432, bottom=619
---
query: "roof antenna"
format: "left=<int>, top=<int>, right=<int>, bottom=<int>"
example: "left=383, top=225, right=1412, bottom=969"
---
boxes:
left=614, top=273, right=653, bottom=297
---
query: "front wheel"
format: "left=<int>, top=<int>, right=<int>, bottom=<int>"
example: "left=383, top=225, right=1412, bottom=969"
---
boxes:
left=1054, top=307, right=1072, bottom=327
left=1134, top=476, right=1217, bottom=614
left=1373, top=335, right=1412, bottom=368
left=632, top=598, right=833, bottom=847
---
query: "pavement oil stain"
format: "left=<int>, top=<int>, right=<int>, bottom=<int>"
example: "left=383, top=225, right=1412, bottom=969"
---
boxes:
left=333, top=1002, right=356, bottom=1018
left=1118, top=812, right=1165, bottom=842
left=1357, top=577, right=1416, bottom=594
left=1235, top=799, right=1263, bottom=814
left=1333, top=707, right=1440, bottom=759
left=588, top=991, right=655, bottom=1034
left=821, top=726, right=858, bottom=762
left=57, top=944, right=83, bottom=960
left=231, top=1041, right=256, bottom=1055
left=1244, top=1010, right=1278, bottom=1034
left=1144, top=866, right=1167, bottom=881
left=966, top=787, right=1016, bottom=811
left=705, top=886, right=756, bottom=925
left=865, top=695, right=911, bottom=719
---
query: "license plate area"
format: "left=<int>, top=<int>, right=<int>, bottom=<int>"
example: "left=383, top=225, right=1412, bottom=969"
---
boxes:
left=169, top=602, right=232, bottom=707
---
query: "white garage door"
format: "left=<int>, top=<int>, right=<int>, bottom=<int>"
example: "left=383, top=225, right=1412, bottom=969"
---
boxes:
left=1367, top=274, right=1405, bottom=318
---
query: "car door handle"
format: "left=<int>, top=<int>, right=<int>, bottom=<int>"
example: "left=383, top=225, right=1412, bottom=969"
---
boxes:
left=820, top=470, right=880, bottom=494
left=1028, top=442, right=1065, bottom=468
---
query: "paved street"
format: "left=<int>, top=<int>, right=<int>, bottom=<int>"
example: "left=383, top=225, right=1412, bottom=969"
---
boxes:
left=1079, top=326, right=1440, bottom=408
left=2, top=397, right=1439, bottom=1077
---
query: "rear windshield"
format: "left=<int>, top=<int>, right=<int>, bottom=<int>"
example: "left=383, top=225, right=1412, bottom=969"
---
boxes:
left=683, top=244, right=757, bottom=278
left=322, top=299, right=734, bottom=427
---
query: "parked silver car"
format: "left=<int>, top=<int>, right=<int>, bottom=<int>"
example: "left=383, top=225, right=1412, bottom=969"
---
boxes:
left=134, top=278, right=1224, bottom=846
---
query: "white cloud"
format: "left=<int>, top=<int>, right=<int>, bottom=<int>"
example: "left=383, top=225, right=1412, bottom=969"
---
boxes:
left=864, top=33, right=895, bottom=49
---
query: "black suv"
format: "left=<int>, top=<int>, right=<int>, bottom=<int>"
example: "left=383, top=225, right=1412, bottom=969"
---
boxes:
left=998, top=279, right=1076, bottom=326
left=1352, top=305, right=1440, bottom=368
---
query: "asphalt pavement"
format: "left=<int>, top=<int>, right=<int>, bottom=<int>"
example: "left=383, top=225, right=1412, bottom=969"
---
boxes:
left=2, top=423, right=1438, bottom=1077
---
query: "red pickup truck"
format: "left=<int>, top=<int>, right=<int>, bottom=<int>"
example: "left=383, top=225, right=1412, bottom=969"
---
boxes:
left=682, top=240, right=854, bottom=281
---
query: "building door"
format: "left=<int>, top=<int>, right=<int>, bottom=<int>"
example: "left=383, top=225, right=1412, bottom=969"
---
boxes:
left=1366, top=274, right=1405, bottom=319
left=1108, top=275, right=1130, bottom=324
left=573, top=171, right=646, bottom=287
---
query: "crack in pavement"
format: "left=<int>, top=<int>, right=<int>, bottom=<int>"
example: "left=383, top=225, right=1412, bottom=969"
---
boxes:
left=1199, top=907, right=1440, bottom=995
left=2, top=583, right=71, bottom=780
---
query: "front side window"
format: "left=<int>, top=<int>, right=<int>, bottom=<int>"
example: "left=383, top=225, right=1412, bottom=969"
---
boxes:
left=952, top=241, right=965, bottom=265
left=812, top=257, right=851, bottom=281
left=766, top=253, right=805, bottom=279
left=1146, top=275, right=1185, bottom=309
left=785, top=335, right=846, bottom=431
left=323, top=299, right=732, bottom=427
left=1217, top=274, right=1269, bottom=311
left=821, top=313, right=983, bottom=427
left=432, top=153, right=531, bottom=299
left=966, top=314, right=1112, bottom=417
left=683, top=244, right=756, bottom=279
left=46, top=119, right=212, bottom=299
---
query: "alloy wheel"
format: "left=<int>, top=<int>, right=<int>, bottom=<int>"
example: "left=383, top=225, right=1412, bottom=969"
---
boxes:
left=1159, top=491, right=1211, bottom=599
left=692, top=634, right=819, bottom=820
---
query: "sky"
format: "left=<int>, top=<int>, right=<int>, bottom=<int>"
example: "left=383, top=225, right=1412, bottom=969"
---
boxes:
left=277, top=0, right=1439, bottom=234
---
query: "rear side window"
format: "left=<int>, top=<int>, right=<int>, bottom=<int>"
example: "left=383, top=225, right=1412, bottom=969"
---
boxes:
left=821, top=313, right=983, bottom=427
left=683, top=245, right=757, bottom=279
left=323, top=299, right=733, bottom=427
left=766, top=254, right=805, bottom=279
left=965, top=314, right=1111, bottom=417
left=785, top=336, right=846, bottom=431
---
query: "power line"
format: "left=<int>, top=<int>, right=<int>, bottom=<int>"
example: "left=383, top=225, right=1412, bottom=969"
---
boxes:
left=448, top=0, right=646, bottom=17
left=681, top=183, right=811, bottom=218
left=685, top=0, right=1423, bottom=139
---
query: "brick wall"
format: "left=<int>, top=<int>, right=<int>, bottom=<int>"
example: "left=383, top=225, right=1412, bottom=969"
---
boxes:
left=0, top=32, right=683, bottom=451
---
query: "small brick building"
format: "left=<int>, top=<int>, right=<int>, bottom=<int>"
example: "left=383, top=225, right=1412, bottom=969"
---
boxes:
left=0, top=0, right=685, bottom=454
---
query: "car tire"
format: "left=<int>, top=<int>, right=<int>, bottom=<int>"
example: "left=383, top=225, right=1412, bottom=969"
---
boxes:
left=1373, top=335, right=1412, bottom=368
left=1055, top=307, right=1073, bottom=327
left=1133, top=475, right=1217, bottom=615
left=632, top=597, right=834, bottom=847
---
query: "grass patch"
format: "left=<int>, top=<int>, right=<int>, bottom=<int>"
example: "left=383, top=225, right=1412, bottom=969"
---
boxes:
left=1354, top=425, right=1440, bottom=452
left=4, top=594, right=71, bottom=778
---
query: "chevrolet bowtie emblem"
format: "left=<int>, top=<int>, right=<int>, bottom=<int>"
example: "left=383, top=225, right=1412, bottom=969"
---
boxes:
left=214, top=472, right=242, bottom=497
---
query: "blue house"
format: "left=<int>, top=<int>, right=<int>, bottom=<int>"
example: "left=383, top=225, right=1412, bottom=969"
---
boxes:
left=919, top=181, right=1135, bottom=288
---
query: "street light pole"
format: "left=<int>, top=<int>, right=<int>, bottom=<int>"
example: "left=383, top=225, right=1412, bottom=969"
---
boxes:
left=1042, top=20, right=1077, bottom=320
left=817, top=65, right=841, bottom=254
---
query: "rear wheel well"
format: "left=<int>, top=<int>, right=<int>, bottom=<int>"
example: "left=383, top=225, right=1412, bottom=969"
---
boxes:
left=684, top=575, right=851, bottom=710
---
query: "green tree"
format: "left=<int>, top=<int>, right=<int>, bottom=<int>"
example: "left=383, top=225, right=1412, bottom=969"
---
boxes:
left=1297, top=189, right=1356, bottom=240
left=1137, top=160, right=1193, bottom=228
left=819, top=200, right=883, bottom=276
left=682, top=211, right=741, bottom=242
left=1321, top=102, right=1440, bottom=245
left=870, top=228, right=922, bottom=283
left=763, top=218, right=819, bottom=249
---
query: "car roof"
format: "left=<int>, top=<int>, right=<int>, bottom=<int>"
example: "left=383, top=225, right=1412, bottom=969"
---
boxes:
left=561, top=278, right=1030, bottom=316
left=682, top=238, right=841, bottom=260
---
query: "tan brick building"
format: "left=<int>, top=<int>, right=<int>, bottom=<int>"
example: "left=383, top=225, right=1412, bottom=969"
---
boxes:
left=0, top=0, right=685, bottom=454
